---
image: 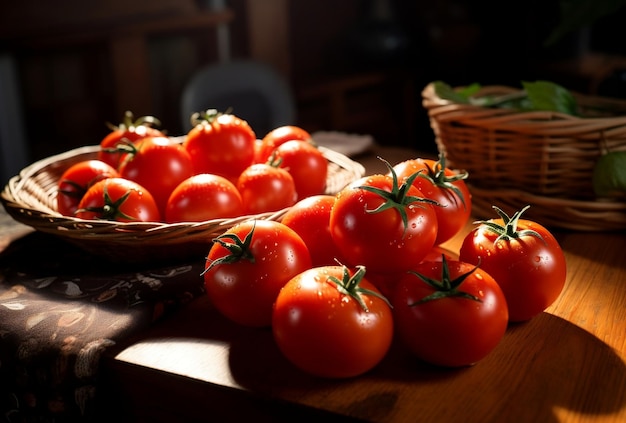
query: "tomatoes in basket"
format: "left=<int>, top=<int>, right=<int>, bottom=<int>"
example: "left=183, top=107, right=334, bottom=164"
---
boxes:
left=97, top=111, right=164, bottom=168
left=392, top=154, right=471, bottom=245
left=392, top=257, right=508, bottom=367
left=184, top=109, right=256, bottom=181
left=118, top=136, right=193, bottom=217
left=237, top=161, right=297, bottom=214
left=329, top=160, right=439, bottom=273
left=257, top=125, right=312, bottom=163
left=273, top=140, right=328, bottom=200
left=75, top=177, right=161, bottom=222
left=459, top=205, right=567, bottom=322
left=57, top=160, right=120, bottom=216
left=272, top=265, right=393, bottom=378
left=203, top=220, right=312, bottom=327
left=165, top=174, right=243, bottom=223
left=280, top=195, right=346, bottom=267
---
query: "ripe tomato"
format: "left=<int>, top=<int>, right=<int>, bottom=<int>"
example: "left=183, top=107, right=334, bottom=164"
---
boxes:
left=459, top=205, right=567, bottom=322
left=329, top=162, right=439, bottom=273
left=273, top=140, right=328, bottom=200
left=57, top=160, right=120, bottom=216
left=257, top=125, right=312, bottom=163
left=75, top=177, right=161, bottom=222
left=183, top=109, right=256, bottom=181
left=165, top=174, right=243, bottom=223
left=280, top=195, right=346, bottom=267
left=392, top=154, right=471, bottom=245
left=237, top=161, right=297, bottom=214
left=272, top=265, right=393, bottom=378
left=118, top=136, right=193, bottom=217
left=203, top=220, right=312, bottom=327
left=392, top=257, right=509, bottom=367
left=97, top=111, right=164, bottom=168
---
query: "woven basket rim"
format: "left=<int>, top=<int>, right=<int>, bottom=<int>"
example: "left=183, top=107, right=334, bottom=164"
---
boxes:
left=422, top=82, right=626, bottom=125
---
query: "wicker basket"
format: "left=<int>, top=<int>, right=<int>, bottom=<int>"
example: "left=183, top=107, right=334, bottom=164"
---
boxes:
left=1, top=145, right=365, bottom=262
left=422, top=82, right=626, bottom=231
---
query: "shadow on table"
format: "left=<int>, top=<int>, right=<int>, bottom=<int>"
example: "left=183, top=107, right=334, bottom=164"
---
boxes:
left=226, top=311, right=626, bottom=423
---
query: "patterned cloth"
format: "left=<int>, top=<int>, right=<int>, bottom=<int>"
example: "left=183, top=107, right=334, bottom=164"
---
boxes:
left=0, top=230, right=207, bottom=422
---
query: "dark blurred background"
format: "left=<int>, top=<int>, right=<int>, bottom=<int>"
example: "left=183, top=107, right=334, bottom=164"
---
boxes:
left=2, top=0, right=626, bottom=181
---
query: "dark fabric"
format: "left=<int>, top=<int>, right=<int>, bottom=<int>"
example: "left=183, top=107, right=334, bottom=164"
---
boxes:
left=0, top=231, right=207, bottom=422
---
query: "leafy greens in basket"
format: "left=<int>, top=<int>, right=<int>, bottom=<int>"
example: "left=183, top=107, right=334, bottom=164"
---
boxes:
left=433, top=80, right=579, bottom=116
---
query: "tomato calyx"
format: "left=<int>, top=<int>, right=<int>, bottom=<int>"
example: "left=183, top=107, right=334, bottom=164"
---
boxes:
left=204, top=223, right=256, bottom=271
left=327, top=264, right=391, bottom=312
left=478, top=205, right=545, bottom=244
left=190, top=108, right=233, bottom=126
left=409, top=256, right=482, bottom=305
left=106, top=110, right=161, bottom=133
left=356, top=157, right=439, bottom=234
left=76, top=184, right=135, bottom=221
left=419, top=153, right=470, bottom=209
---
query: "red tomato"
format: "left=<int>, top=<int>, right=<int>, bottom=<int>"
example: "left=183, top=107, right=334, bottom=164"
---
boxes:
left=272, top=265, right=393, bottom=378
left=203, top=220, right=312, bottom=327
left=392, top=258, right=509, bottom=367
left=56, top=160, right=120, bottom=216
left=184, top=109, right=256, bottom=181
left=273, top=140, right=328, bottom=200
left=118, top=136, right=193, bottom=218
left=392, top=154, right=471, bottom=245
left=329, top=164, right=439, bottom=273
left=366, top=246, right=458, bottom=299
left=280, top=195, right=346, bottom=267
left=257, top=125, right=312, bottom=163
left=459, top=205, right=567, bottom=322
left=97, top=111, right=164, bottom=168
left=75, top=177, right=161, bottom=222
left=237, top=162, right=297, bottom=214
left=165, top=174, right=243, bottom=223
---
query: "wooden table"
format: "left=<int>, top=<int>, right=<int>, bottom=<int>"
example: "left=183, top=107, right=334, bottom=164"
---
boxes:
left=94, top=145, right=626, bottom=423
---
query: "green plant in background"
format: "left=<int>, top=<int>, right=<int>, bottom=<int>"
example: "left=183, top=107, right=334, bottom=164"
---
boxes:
left=433, top=80, right=579, bottom=115
left=545, top=0, right=626, bottom=46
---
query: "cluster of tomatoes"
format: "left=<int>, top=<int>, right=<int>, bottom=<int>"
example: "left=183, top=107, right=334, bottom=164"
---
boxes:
left=202, top=151, right=568, bottom=378
left=56, top=110, right=328, bottom=223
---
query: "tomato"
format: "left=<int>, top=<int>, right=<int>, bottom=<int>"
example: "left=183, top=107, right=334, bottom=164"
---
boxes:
left=272, top=265, right=393, bottom=378
left=165, top=174, right=243, bottom=223
left=118, top=136, right=194, bottom=218
left=459, top=205, right=567, bottom=322
left=366, top=246, right=459, bottom=299
left=392, top=257, right=508, bottom=367
left=257, top=125, right=312, bottom=163
left=273, top=140, right=328, bottom=200
left=392, top=154, right=471, bottom=245
left=280, top=195, right=346, bottom=267
left=329, top=162, right=439, bottom=273
left=56, top=160, right=120, bottom=216
left=236, top=161, right=297, bottom=214
left=184, top=109, right=256, bottom=181
left=75, top=177, right=161, bottom=222
left=97, top=111, right=164, bottom=168
left=203, top=220, right=312, bottom=327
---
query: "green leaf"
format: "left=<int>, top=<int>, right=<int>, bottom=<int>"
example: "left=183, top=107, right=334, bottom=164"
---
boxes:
left=592, top=151, right=626, bottom=197
left=433, top=81, right=480, bottom=104
left=522, top=80, right=578, bottom=115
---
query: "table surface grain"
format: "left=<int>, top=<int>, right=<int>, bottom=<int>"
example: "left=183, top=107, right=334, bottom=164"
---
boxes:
left=93, top=146, right=626, bottom=422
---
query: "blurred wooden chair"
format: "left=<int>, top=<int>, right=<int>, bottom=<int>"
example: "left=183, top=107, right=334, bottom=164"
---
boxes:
left=180, top=59, right=296, bottom=138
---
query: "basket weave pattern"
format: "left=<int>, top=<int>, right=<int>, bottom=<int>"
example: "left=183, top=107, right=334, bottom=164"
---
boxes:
left=422, top=83, right=626, bottom=231
left=1, top=145, right=365, bottom=262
